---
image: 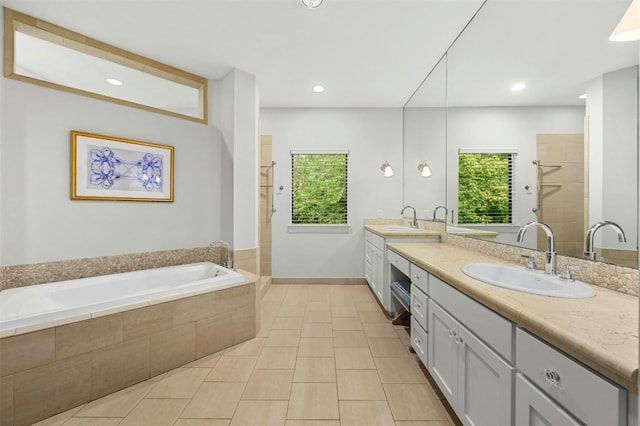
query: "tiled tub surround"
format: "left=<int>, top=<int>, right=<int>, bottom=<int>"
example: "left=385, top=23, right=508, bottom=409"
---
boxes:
left=0, top=275, right=258, bottom=426
left=387, top=242, right=638, bottom=392
left=0, top=247, right=232, bottom=291
left=365, top=218, right=639, bottom=296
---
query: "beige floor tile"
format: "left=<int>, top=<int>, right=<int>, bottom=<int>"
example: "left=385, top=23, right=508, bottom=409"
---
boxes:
left=184, top=350, right=224, bottom=368
left=298, top=338, right=334, bottom=357
left=119, top=399, right=188, bottom=426
left=394, top=422, right=451, bottom=426
left=31, top=405, right=84, bottom=426
left=335, top=348, right=375, bottom=370
left=331, top=306, right=358, bottom=317
left=147, top=368, right=210, bottom=399
left=272, top=316, right=304, bottom=330
left=339, top=401, right=395, bottom=426
left=374, top=358, right=426, bottom=384
left=303, top=310, right=332, bottom=323
left=333, top=331, right=369, bottom=348
left=368, top=338, right=411, bottom=358
left=336, top=370, right=386, bottom=401
left=293, top=357, right=336, bottom=383
left=363, top=323, right=398, bottom=338
left=175, top=420, right=230, bottom=426
left=242, top=369, right=294, bottom=400
left=306, top=301, right=331, bottom=311
left=230, top=400, right=288, bottom=426
left=75, top=381, right=155, bottom=417
left=206, top=357, right=257, bottom=382
left=278, top=306, right=306, bottom=317
left=358, top=310, right=390, bottom=324
left=383, top=384, right=449, bottom=421
left=301, top=323, right=333, bottom=338
left=224, top=338, right=266, bottom=357
left=287, top=383, right=339, bottom=420
left=265, top=330, right=301, bottom=347
left=256, top=346, right=299, bottom=369
left=181, top=382, right=245, bottom=419
left=285, top=422, right=340, bottom=426
left=63, top=418, right=122, bottom=425
left=355, top=301, right=382, bottom=312
left=332, top=317, right=363, bottom=331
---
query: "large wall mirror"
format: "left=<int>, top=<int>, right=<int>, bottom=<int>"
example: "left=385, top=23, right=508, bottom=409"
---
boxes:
left=402, top=55, right=448, bottom=219
left=4, top=8, right=208, bottom=123
left=445, top=0, right=639, bottom=268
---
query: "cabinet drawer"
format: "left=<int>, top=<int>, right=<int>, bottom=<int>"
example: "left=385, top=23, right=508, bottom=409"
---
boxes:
left=370, top=232, right=385, bottom=251
left=410, top=284, right=428, bottom=330
left=515, top=373, right=581, bottom=426
left=409, top=263, right=428, bottom=294
left=430, top=275, right=513, bottom=362
left=411, top=316, right=428, bottom=366
left=516, top=328, right=627, bottom=426
left=387, top=250, right=410, bottom=276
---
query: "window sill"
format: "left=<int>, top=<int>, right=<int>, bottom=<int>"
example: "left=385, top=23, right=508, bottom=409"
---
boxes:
left=287, top=224, right=352, bottom=234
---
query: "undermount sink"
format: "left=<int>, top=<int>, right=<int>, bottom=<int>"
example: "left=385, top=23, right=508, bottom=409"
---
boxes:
left=461, top=263, right=595, bottom=298
left=383, top=226, right=423, bottom=233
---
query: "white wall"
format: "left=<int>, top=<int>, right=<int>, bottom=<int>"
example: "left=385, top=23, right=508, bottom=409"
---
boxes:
left=259, top=108, right=404, bottom=279
left=446, top=106, right=586, bottom=229
left=0, top=78, right=229, bottom=266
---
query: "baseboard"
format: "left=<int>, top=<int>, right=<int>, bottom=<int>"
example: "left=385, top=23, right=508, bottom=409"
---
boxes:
left=271, top=277, right=367, bottom=286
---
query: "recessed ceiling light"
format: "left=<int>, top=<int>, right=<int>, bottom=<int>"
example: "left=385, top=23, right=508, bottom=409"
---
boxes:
left=578, top=93, right=588, bottom=100
left=511, top=82, right=526, bottom=92
left=106, top=78, right=123, bottom=86
left=312, top=85, right=325, bottom=93
left=302, top=0, right=323, bottom=8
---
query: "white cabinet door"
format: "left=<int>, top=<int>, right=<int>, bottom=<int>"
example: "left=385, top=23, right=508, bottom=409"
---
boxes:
left=457, top=326, right=514, bottom=426
left=372, top=247, right=384, bottom=303
left=515, top=374, right=581, bottom=426
left=428, top=299, right=459, bottom=408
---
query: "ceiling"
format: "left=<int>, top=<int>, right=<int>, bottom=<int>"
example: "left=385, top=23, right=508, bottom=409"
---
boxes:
left=0, top=0, right=485, bottom=108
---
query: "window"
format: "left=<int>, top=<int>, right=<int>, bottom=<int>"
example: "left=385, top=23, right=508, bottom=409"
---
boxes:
left=290, top=150, right=349, bottom=225
left=458, top=151, right=516, bottom=224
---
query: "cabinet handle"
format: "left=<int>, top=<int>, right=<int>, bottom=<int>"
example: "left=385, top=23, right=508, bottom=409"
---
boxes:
left=414, top=337, right=422, bottom=344
left=543, top=369, right=561, bottom=386
left=448, top=330, right=457, bottom=339
left=414, top=302, right=422, bottom=310
left=455, top=336, right=464, bottom=345
left=414, top=275, right=420, bottom=281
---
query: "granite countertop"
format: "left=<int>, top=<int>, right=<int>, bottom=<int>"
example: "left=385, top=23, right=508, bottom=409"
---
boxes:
left=386, top=242, right=639, bottom=391
left=365, top=224, right=441, bottom=239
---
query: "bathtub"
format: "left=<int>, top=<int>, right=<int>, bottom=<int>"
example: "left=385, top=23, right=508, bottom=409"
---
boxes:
left=1, top=261, right=256, bottom=426
left=0, top=261, right=244, bottom=337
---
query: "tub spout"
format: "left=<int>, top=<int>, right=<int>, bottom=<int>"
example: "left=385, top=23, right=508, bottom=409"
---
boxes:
left=205, top=240, right=234, bottom=270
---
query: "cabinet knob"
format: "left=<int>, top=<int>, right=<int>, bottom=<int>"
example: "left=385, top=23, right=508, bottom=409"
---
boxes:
left=414, top=337, right=422, bottom=344
left=414, top=302, right=422, bottom=310
left=543, top=369, right=561, bottom=386
left=448, top=330, right=456, bottom=339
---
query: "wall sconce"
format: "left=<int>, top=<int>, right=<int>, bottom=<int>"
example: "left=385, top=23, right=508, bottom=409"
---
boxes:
left=380, top=161, right=394, bottom=177
left=417, top=161, right=432, bottom=177
left=610, top=0, right=640, bottom=41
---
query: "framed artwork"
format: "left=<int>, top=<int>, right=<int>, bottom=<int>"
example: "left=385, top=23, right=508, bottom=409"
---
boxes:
left=71, top=131, right=174, bottom=202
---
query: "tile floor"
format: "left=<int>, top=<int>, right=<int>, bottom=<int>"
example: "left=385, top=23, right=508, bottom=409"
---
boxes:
left=34, top=284, right=457, bottom=426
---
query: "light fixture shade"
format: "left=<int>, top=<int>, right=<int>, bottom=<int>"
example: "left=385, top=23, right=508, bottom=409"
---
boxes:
left=418, top=161, right=432, bottom=177
left=380, top=161, right=394, bottom=177
left=610, top=0, right=640, bottom=41
left=302, top=0, right=323, bottom=9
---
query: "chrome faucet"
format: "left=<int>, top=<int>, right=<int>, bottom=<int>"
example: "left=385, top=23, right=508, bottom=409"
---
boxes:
left=432, top=205, right=448, bottom=222
left=584, top=221, right=627, bottom=261
left=401, top=205, right=418, bottom=228
left=205, top=240, right=234, bottom=269
left=516, top=221, right=556, bottom=275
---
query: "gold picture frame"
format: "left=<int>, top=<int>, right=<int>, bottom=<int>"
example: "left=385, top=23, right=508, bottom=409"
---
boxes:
left=71, top=131, right=174, bottom=202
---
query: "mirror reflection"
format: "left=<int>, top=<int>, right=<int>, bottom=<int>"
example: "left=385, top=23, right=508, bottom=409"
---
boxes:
left=445, top=0, right=639, bottom=268
left=402, top=55, right=448, bottom=220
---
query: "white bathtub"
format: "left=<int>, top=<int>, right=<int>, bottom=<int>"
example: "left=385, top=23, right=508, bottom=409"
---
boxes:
left=0, top=262, right=245, bottom=337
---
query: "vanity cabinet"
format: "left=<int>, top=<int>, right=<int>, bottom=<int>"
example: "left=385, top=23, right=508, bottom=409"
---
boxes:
left=428, top=299, right=514, bottom=426
left=410, top=263, right=429, bottom=365
left=516, top=328, right=627, bottom=426
left=364, top=231, right=385, bottom=303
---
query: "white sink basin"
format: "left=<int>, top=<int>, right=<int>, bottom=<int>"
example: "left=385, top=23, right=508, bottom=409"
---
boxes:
left=461, top=263, right=595, bottom=298
left=383, top=226, right=423, bottom=233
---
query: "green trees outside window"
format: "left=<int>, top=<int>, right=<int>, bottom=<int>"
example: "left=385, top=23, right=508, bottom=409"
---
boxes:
left=458, top=153, right=513, bottom=224
left=291, top=153, right=348, bottom=224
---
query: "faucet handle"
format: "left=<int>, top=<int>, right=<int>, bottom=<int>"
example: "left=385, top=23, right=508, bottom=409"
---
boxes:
left=559, top=264, right=580, bottom=281
left=521, top=254, right=536, bottom=270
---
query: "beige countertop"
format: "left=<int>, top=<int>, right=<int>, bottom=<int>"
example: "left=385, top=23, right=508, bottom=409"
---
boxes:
left=386, top=242, right=639, bottom=391
left=365, top=224, right=441, bottom=240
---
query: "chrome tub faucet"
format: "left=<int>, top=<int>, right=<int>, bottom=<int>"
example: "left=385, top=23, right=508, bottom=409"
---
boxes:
left=205, top=240, right=234, bottom=270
